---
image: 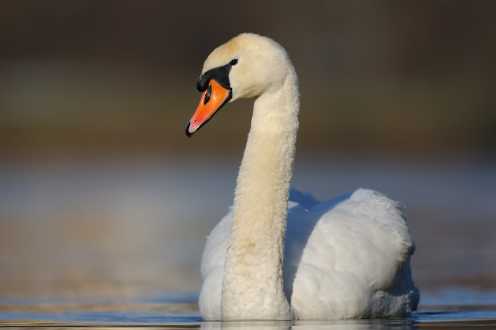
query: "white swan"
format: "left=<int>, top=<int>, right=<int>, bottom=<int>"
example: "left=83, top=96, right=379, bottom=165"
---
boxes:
left=186, top=33, right=419, bottom=321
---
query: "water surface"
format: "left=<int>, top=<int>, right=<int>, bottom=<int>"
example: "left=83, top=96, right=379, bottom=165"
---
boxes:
left=1, top=290, right=496, bottom=328
left=0, top=157, right=495, bottom=328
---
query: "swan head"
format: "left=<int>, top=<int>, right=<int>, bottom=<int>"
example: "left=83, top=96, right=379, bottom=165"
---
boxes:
left=186, top=33, right=291, bottom=136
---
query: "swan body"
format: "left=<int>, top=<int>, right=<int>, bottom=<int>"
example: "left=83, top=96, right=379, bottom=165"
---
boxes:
left=187, top=33, right=419, bottom=321
left=200, top=188, right=418, bottom=320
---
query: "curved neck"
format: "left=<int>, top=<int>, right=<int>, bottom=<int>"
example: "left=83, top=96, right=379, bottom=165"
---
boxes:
left=222, top=68, right=299, bottom=320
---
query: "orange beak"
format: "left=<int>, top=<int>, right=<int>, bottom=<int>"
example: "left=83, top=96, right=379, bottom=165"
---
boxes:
left=186, top=79, right=232, bottom=137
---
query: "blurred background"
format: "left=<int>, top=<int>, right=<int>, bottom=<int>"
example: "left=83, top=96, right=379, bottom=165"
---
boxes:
left=0, top=0, right=495, bottom=304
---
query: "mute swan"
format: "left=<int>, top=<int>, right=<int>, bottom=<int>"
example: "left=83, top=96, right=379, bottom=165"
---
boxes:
left=186, top=33, right=419, bottom=321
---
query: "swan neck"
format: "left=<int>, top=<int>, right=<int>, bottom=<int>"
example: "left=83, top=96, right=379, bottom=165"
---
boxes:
left=221, top=69, right=299, bottom=320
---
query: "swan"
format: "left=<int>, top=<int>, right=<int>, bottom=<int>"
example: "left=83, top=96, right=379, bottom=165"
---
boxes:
left=185, top=33, right=419, bottom=321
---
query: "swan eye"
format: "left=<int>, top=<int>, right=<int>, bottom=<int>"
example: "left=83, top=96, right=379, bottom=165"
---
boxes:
left=229, top=58, right=238, bottom=66
left=204, top=84, right=212, bottom=104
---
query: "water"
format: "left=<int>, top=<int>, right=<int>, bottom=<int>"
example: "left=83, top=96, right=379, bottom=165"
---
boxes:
left=1, top=290, right=496, bottom=328
left=0, top=156, right=495, bottom=328
left=0, top=291, right=495, bottom=327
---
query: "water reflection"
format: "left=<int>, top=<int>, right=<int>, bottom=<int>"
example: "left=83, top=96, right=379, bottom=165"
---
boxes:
left=201, top=319, right=415, bottom=330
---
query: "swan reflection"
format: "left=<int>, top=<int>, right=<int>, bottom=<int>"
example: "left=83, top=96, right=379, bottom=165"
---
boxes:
left=200, top=319, right=415, bottom=330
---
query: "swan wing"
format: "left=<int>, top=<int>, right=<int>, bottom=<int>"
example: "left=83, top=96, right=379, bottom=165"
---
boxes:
left=198, top=208, right=231, bottom=320
left=290, top=188, right=418, bottom=319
